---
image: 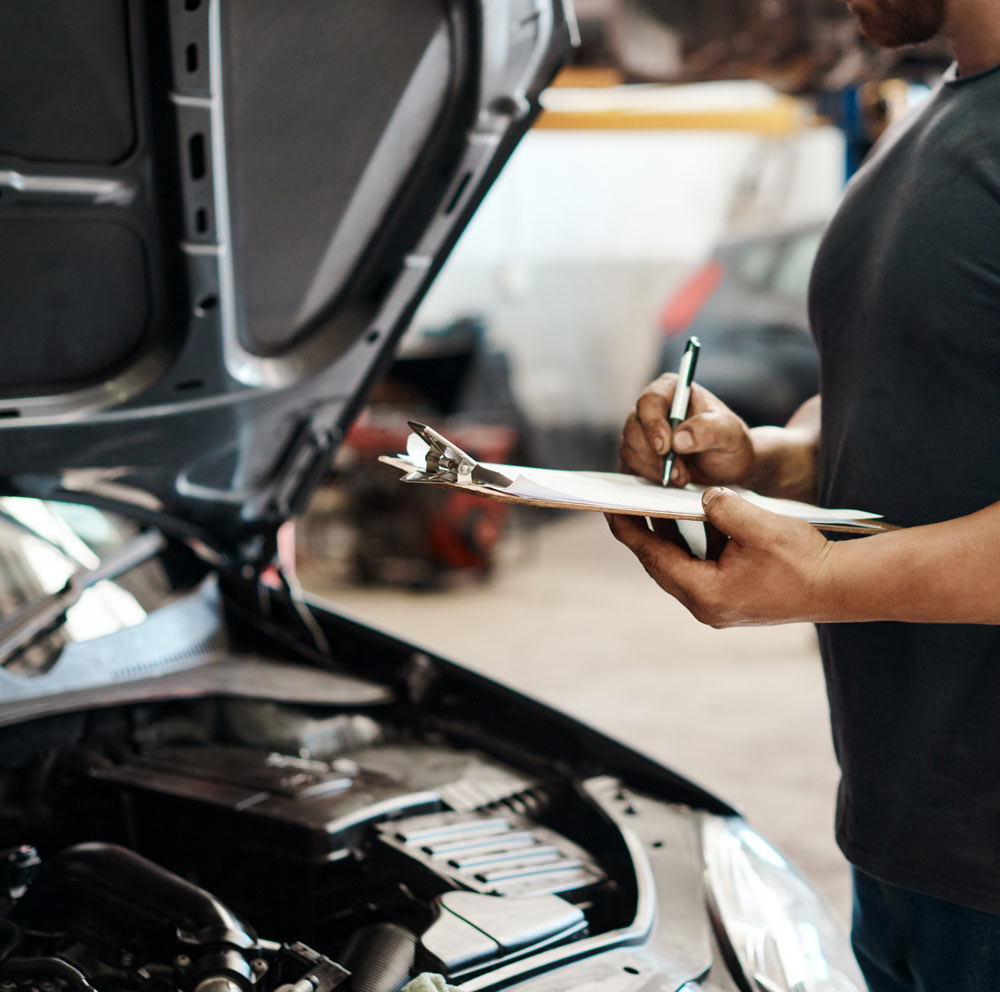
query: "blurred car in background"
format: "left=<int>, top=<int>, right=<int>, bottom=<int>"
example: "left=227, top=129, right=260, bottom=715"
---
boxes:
left=296, top=317, right=529, bottom=589
left=654, top=220, right=824, bottom=427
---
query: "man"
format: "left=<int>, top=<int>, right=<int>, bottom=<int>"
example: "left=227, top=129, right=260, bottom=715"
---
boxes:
left=608, top=0, right=1000, bottom=988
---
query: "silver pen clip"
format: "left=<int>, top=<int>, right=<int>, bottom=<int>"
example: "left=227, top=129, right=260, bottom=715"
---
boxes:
left=406, top=421, right=513, bottom=488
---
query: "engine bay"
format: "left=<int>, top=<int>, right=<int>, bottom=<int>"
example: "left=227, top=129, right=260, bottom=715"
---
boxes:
left=0, top=692, right=648, bottom=992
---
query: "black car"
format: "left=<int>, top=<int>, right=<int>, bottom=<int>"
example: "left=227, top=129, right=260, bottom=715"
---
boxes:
left=654, top=222, right=824, bottom=427
left=0, top=4, right=861, bottom=992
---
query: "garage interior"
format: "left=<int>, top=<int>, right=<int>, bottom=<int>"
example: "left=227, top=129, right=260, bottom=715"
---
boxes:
left=296, top=0, right=952, bottom=929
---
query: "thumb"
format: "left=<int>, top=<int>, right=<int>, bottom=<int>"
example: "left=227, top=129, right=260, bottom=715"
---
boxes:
left=702, top=487, right=786, bottom=547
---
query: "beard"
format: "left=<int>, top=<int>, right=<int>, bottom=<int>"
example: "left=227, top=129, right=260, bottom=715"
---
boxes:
left=849, top=0, right=948, bottom=48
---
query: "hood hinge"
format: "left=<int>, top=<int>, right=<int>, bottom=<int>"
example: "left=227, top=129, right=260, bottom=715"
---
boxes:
left=236, top=413, right=343, bottom=571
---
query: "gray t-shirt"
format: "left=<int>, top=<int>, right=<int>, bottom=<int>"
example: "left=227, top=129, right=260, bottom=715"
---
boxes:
left=809, top=62, right=1000, bottom=915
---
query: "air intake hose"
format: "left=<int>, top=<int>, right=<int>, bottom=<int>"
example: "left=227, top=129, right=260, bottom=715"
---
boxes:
left=339, top=922, right=417, bottom=992
left=16, top=843, right=255, bottom=987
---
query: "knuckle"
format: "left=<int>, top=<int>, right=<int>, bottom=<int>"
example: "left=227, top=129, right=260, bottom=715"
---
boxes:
left=635, top=398, right=664, bottom=423
left=638, top=377, right=676, bottom=409
left=681, top=414, right=721, bottom=449
left=693, top=411, right=727, bottom=441
left=696, top=409, right=745, bottom=448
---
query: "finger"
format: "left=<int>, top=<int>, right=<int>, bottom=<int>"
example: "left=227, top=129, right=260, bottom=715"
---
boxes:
left=704, top=519, right=728, bottom=561
left=619, top=438, right=691, bottom=489
left=607, top=513, right=688, bottom=573
left=701, top=488, right=787, bottom=548
left=620, top=415, right=667, bottom=483
left=672, top=409, right=747, bottom=458
left=606, top=513, right=708, bottom=599
left=606, top=511, right=644, bottom=547
left=667, top=458, right=691, bottom=488
left=635, top=376, right=678, bottom=455
left=649, top=515, right=683, bottom=545
left=621, top=417, right=692, bottom=488
left=621, top=412, right=656, bottom=468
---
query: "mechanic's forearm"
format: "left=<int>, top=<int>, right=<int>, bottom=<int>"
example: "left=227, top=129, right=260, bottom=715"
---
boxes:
left=744, top=396, right=821, bottom=502
left=823, top=501, right=1000, bottom=624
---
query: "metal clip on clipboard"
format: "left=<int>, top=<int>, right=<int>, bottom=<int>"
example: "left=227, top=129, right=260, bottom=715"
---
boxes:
left=405, top=421, right=514, bottom=488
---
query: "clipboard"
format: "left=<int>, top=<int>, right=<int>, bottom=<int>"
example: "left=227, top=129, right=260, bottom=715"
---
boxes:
left=379, top=421, right=895, bottom=534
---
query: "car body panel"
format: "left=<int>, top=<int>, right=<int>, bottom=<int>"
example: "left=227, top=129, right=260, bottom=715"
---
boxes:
left=0, top=0, right=574, bottom=560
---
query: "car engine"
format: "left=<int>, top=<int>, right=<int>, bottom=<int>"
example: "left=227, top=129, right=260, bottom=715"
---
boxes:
left=0, top=696, right=643, bottom=992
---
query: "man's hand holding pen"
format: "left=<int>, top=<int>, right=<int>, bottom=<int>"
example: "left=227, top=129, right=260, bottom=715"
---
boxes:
left=608, top=367, right=835, bottom=628
left=620, top=375, right=755, bottom=489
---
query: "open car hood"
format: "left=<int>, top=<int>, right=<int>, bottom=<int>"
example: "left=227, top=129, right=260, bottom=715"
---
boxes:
left=0, top=0, right=575, bottom=563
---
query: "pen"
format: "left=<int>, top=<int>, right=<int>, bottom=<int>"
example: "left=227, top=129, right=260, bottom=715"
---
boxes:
left=661, top=336, right=701, bottom=486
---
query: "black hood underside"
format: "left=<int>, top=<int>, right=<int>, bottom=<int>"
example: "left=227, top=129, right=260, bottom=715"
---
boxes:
left=0, top=0, right=574, bottom=562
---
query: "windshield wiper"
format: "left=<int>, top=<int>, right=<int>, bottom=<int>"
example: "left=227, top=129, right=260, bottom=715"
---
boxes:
left=0, top=529, right=167, bottom=664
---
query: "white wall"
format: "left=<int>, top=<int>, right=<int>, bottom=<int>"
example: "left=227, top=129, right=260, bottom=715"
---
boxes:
left=412, top=108, right=845, bottom=432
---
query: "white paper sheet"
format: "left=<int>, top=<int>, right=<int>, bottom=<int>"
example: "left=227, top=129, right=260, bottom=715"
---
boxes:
left=384, top=433, right=884, bottom=529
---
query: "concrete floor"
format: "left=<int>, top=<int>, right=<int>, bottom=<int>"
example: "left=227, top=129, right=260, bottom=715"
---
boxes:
left=301, top=510, right=851, bottom=924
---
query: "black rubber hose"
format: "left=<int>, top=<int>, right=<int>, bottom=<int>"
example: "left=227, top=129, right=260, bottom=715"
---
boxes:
left=3, top=957, right=100, bottom=992
left=0, top=920, right=21, bottom=963
left=24, top=843, right=254, bottom=950
left=339, top=923, right=417, bottom=992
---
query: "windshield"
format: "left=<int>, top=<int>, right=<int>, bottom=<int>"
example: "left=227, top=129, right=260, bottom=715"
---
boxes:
left=0, top=499, right=173, bottom=675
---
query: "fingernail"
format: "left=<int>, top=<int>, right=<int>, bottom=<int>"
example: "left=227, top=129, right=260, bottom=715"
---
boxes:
left=673, top=430, right=693, bottom=452
left=703, top=487, right=730, bottom=507
left=653, top=434, right=668, bottom=454
left=670, top=466, right=680, bottom=482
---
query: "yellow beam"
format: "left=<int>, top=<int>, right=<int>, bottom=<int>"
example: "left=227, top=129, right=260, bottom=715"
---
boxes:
left=548, top=66, right=626, bottom=88
left=534, top=103, right=813, bottom=134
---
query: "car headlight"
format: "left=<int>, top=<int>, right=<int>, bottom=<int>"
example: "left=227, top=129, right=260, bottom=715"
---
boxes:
left=701, top=816, right=865, bottom=992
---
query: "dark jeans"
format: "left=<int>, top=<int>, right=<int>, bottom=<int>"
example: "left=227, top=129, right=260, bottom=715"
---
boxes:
left=851, top=867, right=1000, bottom=991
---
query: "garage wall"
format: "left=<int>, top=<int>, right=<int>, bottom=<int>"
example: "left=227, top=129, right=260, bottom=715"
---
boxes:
left=411, top=112, right=846, bottom=444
